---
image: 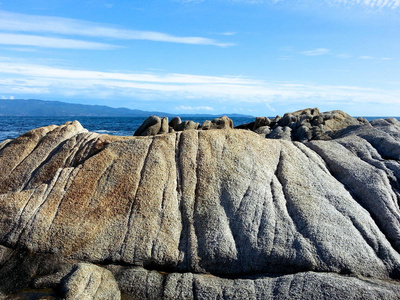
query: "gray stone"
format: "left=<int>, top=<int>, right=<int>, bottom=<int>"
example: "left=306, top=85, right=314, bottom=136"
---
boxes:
left=211, top=116, right=233, bottom=129
left=266, top=126, right=292, bottom=140
left=60, top=263, right=120, bottom=300
left=200, top=120, right=212, bottom=130
left=159, top=117, right=169, bottom=134
left=169, top=116, right=182, bottom=130
left=254, top=125, right=271, bottom=135
left=134, top=115, right=162, bottom=136
left=253, top=117, right=271, bottom=130
left=175, top=120, right=199, bottom=131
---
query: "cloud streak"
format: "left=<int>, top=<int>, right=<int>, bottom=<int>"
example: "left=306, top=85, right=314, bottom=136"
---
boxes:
left=301, top=48, right=330, bottom=56
left=332, top=0, right=400, bottom=9
left=0, top=33, right=118, bottom=50
left=199, top=0, right=400, bottom=9
left=0, top=10, right=233, bottom=47
left=0, top=61, right=398, bottom=107
left=175, top=105, right=214, bottom=111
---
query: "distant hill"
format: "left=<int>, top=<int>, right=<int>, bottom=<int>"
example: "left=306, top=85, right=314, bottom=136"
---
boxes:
left=0, top=99, right=252, bottom=118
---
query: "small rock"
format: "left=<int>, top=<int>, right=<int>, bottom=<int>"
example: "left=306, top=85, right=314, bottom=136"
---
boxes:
left=60, top=263, right=121, bottom=300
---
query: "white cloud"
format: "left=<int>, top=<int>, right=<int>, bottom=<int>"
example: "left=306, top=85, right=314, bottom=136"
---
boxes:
left=175, top=105, right=214, bottom=111
left=0, top=10, right=233, bottom=47
left=359, top=55, right=374, bottom=59
left=301, top=48, right=330, bottom=56
left=0, top=33, right=118, bottom=50
left=0, top=61, right=398, bottom=108
left=0, top=95, right=14, bottom=100
left=219, top=32, right=236, bottom=36
left=336, top=54, right=352, bottom=59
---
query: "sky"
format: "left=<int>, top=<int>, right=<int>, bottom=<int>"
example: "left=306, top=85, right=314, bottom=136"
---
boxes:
left=0, top=0, right=399, bottom=116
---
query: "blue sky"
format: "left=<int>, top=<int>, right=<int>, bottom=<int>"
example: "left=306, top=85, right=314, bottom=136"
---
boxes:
left=0, top=0, right=399, bottom=116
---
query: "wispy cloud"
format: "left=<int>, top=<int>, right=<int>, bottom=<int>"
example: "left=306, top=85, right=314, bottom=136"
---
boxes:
left=175, top=105, right=214, bottom=111
left=0, top=10, right=233, bottom=47
left=198, top=0, right=400, bottom=9
left=0, top=33, right=117, bottom=50
left=301, top=48, right=330, bottom=56
left=332, top=0, right=400, bottom=9
left=359, top=55, right=374, bottom=59
left=0, top=61, right=398, bottom=107
left=219, top=32, right=236, bottom=36
left=336, top=54, right=352, bottom=59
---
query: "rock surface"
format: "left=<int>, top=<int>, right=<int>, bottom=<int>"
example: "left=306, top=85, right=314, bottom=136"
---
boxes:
left=236, top=108, right=367, bottom=142
left=0, top=112, right=400, bottom=298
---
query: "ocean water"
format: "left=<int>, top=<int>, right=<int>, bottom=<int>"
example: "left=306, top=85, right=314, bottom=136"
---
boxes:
left=1, top=116, right=399, bottom=143
left=0, top=116, right=255, bottom=142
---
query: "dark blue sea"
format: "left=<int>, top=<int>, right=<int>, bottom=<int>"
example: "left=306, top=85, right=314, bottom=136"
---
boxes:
left=0, top=116, right=256, bottom=142
left=1, top=116, right=399, bottom=143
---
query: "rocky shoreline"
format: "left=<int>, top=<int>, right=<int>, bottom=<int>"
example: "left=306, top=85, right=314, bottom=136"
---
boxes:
left=0, top=108, right=400, bottom=299
left=133, top=108, right=370, bottom=142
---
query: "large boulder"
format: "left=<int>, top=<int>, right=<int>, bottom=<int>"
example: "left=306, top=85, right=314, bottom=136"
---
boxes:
left=169, top=116, right=182, bottom=130
left=134, top=115, right=162, bottom=136
left=0, top=116, right=400, bottom=298
left=175, top=120, right=199, bottom=131
left=210, top=115, right=233, bottom=129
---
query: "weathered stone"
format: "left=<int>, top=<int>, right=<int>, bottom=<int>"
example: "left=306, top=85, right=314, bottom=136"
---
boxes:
left=175, top=120, right=199, bottom=131
left=159, top=117, right=169, bottom=134
left=169, top=116, right=182, bottom=130
left=266, top=126, right=292, bottom=140
left=60, top=263, right=120, bottom=300
left=254, top=125, right=271, bottom=135
left=200, top=120, right=212, bottom=130
left=134, top=115, right=161, bottom=136
left=211, top=115, right=233, bottom=129
left=253, top=117, right=271, bottom=130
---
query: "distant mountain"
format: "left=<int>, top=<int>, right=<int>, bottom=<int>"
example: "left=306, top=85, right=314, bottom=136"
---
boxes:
left=0, top=99, right=252, bottom=118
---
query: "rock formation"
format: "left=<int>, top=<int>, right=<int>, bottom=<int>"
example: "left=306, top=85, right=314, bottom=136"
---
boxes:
left=236, top=108, right=368, bottom=142
left=136, top=115, right=234, bottom=136
left=0, top=109, right=400, bottom=299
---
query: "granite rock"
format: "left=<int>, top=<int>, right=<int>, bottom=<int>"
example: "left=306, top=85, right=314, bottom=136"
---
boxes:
left=0, top=115, right=399, bottom=298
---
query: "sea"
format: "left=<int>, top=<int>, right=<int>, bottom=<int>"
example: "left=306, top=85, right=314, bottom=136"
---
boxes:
left=0, top=116, right=399, bottom=143
left=0, top=116, right=255, bottom=142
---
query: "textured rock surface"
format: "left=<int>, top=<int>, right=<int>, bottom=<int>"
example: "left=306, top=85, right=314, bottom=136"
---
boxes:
left=237, top=108, right=366, bottom=142
left=0, top=114, right=400, bottom=298
left=60, top=263, right=120, bottom=300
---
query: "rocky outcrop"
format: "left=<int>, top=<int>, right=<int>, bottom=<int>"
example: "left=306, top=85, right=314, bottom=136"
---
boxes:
left=0, top=112, right=400, bottom=298
left=136, top=115, right=234, bottom=136
left=237, top=108, right=368, bottom=142
left=135, top=108, right=365, bottom=141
